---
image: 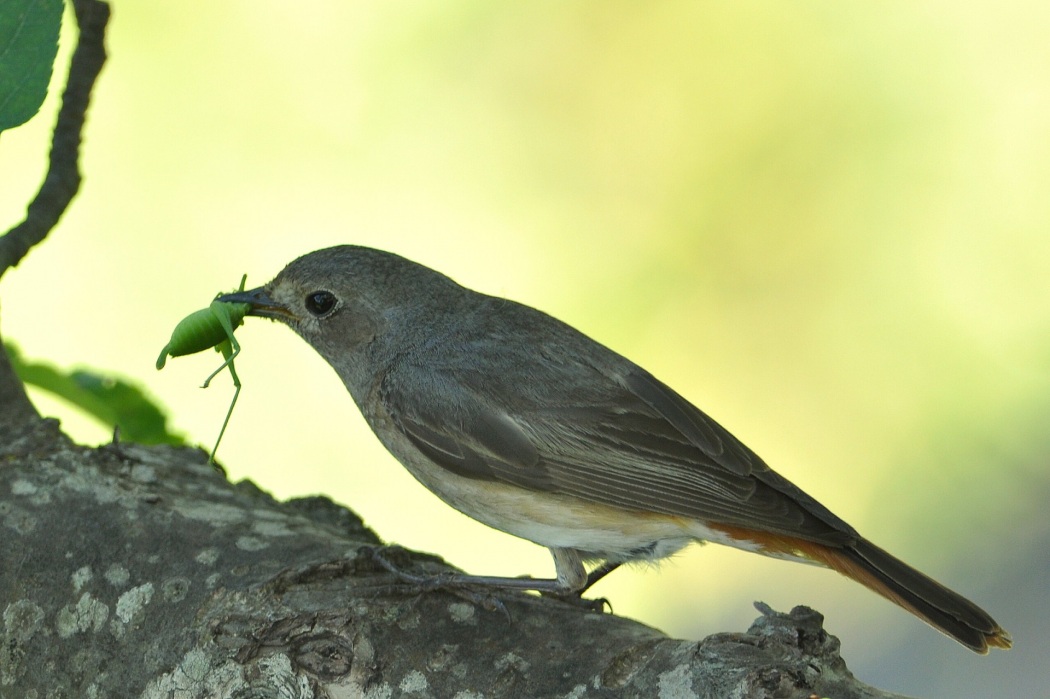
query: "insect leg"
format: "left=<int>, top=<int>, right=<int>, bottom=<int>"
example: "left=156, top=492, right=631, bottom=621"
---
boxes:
left=207, top=339, right=242, bottom=464
left=201, top=304, right=242, bottom=389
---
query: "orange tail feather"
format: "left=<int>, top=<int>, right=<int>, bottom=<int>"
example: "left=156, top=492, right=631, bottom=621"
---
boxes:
left=714, top=526, right=1011, bottom=653
left=820, top=537, right=1011, bottom=653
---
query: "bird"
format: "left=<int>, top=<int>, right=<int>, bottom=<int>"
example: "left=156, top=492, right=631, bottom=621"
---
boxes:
left=219, top=244, right=1011, bottom=654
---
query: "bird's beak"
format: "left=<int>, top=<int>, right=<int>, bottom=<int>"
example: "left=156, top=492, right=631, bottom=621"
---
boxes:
left=218, top=287, right=297, bottom=322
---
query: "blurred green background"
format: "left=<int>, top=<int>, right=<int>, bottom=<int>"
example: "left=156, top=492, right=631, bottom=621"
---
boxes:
left=2, top=2, right=1047, bottom=695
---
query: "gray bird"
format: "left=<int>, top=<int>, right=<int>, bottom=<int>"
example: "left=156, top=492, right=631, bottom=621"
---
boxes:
left=220, top=245, right=1010, bottom=653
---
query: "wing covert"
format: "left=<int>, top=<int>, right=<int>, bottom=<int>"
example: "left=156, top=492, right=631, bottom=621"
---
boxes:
left=380, top=353, right=855, bottom=545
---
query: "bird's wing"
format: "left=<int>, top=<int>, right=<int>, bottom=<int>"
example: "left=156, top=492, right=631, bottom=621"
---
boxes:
left=380, top=360, right=855, bottom=546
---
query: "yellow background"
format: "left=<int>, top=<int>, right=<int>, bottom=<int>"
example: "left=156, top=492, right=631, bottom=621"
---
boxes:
left=2, top=2, right=1047, bottom=695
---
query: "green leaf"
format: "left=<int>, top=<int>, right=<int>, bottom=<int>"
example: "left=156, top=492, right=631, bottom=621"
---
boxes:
left=0, top=0, right=63, bottom=133
left=6, top=342, right=187, bottom=446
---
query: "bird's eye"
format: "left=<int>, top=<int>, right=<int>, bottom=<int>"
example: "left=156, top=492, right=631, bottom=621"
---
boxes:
left=305, top=291, right=337, bottom=316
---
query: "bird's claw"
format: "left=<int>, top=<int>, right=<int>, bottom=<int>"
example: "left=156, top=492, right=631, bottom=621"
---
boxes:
left=356, top=545, right=510, bottom=615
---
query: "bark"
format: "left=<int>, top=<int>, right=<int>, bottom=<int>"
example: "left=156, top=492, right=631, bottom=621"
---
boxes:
left=0, top=331, right=39, bottom=431
left=0, top=421, right=910, bottom=699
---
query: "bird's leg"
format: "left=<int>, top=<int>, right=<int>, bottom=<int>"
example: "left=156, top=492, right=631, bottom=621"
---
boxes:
left=538, top=548, right=612, bottom=611
left=356, top=546, right=510, bottom=613
left=580, top=560, right=622, bottom=593
left=356, top=545, right=609, bottom=612
left=357, top=544, right=570, bottom=592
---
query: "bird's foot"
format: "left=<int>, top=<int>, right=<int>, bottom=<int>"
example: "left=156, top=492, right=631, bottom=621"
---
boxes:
left=356, top=545, right=509, bottom=614
left=539, top=589, right=612, bottom=613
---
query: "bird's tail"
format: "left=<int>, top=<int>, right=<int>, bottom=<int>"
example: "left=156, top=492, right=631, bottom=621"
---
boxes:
left=805, top=536, right=1012, bottom=653
left=709, top=524, right=1011, bottom=653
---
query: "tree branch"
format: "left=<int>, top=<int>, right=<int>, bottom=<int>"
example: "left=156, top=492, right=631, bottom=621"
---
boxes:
left=0, top=325, right=40, bottom=430
left=0, top=0, right=110, bottom=430
left=0, top=0, right=110, bottom=277
left=0, top=435, right=911, bottom=698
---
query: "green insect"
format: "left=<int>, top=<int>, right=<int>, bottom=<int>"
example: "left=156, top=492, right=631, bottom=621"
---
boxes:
left=157, top=274, right=253, bottom=463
